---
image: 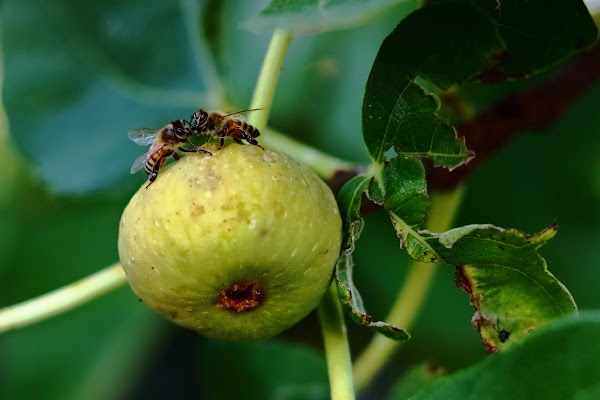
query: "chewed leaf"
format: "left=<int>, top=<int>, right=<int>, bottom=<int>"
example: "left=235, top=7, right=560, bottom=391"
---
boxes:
left=335, top=254, right=409, bottom=341
left=363, top=81, right=475, bottom=167
left=335, top=177, right=410, bottom=340
left=411, top=223, right=577, bottom=352
left=362, top=0, right=597, bottom=166
left=244, top=0, right=414, bottom=34
left=363, top=1, right=498, bottom=165
left=336, top=174, right=370, bottom=252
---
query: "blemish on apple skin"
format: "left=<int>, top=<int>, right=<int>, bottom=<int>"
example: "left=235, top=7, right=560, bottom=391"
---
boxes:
left=216, top=281, right=265, bottom=313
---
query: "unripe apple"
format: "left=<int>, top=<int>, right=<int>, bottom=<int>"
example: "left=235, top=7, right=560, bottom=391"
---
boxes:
left=118, top=143, right=342, bottom=341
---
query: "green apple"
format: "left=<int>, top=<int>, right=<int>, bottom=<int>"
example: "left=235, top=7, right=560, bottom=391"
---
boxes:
left=118, top=143, right=342, bottom=341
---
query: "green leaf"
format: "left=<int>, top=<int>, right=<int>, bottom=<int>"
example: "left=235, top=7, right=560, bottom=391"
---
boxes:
left=336, top=253, right=410, bottom=340
left=386, top=362, right=445, bottom=400
left=470, top=0, right=598, bottom=82
left=362, top=1, right=497, bottom=165
left=244, top=0, right=415, bottom=34
left=410, top=312, right=600, bottom=400
left=337, top=174, right=370, bottom=252
left=362, top=0, right=597, bottom=165
left=1, top=0, right=208, bottom=193
left=401, top=223, right=576, bottom=351
left=201, top=339, right=328, bottom=400
left=368, top=157, right=429, bottom=229
left=334, top=176, right=410, bottom=340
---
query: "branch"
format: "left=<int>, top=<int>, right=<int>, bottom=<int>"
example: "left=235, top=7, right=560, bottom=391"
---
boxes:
left=0, top=264, right=127, bottom=333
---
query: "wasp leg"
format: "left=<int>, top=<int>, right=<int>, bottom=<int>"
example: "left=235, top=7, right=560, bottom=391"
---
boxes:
left=172, top=152, right=181, bottom=161
left=238, top=131, right=264, bottom=150
left=179, top=146, right=212, bottom=156
left=146, top=156, right=167, bottom=188
left=233, top=138, right=243, bottom=144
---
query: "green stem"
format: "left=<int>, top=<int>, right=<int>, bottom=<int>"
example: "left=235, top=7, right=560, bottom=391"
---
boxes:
left=248, top=29, right=292, bottom=132
left=0, top=263, right=127, bottom=333
left=317, top=282, right=356, bottom=400
left=353, top=187, right=465, bottom=391
left=263, top=127, right=355, bottom=180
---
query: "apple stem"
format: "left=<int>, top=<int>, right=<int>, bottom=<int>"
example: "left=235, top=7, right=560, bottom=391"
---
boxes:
left=317, top=282, right=356, bottom=400
left=352, top=186, right=465, bottom=391
left=0, top=263, right=127, bottom=333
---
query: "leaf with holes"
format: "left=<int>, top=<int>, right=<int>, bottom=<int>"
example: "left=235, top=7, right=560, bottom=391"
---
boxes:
left=334, top=176, right=409, bottom=340
left=400, top=223, right=577, bottom=352
left=335, top=253, right=409, bottom=340
left=362, top=0, right=597, bottom=165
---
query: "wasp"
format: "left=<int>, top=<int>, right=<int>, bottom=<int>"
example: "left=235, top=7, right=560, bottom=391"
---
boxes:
left=129, top=120, right=211, bottom=187
left=188, top=109, right=263, bottom=149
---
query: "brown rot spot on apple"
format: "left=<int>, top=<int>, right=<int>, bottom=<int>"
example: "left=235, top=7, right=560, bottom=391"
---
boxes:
left=216, top=281, right=264, bottom=312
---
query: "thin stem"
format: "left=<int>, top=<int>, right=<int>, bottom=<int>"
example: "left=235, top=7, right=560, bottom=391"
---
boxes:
left=317, top=282, right=356, bottom=400
left=0, top=263, right=127, bottom=333
left=248, top=29, right=292, bottom=132
left=263, top=127, right=355, bottom=180
left=353, top=187, right=465, bottom=391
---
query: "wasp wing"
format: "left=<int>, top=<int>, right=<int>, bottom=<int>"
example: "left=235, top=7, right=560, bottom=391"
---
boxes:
left=223, top=108, right=264, bottom=117
left=130, top=153, right=148, bottom=174
left=128, top=128, right=159, bottom=146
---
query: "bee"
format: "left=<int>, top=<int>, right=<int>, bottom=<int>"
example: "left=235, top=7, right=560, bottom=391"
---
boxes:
left=129, top=119, right=211, bottom=187
left=188, top=109, right=263, bottom=149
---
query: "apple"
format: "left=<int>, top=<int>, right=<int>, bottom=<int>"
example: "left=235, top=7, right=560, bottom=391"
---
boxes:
left=118, top=143, right=342, bottom=340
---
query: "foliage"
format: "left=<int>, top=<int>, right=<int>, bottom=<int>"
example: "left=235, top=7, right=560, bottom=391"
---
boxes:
left=1, top=0, right=599, bottom=398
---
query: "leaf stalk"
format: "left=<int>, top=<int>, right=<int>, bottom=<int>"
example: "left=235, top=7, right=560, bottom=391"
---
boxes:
left=317, top=282, right=356, bottom=400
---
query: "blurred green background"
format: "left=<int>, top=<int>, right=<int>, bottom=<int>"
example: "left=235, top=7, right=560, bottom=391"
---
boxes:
left=1, top=0, right=599, bottom=399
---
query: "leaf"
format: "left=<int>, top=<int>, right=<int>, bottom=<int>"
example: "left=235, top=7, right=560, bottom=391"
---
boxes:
left=410, top=312, right=600, bottom=400
left=367, top=157, right=429, bottom=229
left=337, top=174, right=370, bottom=252
left=362, top=0, right=597, bottom=165
left=243, top=0, right=415, bottom=34
left=201, top=339, right=329, bottom=400
left=470, top=0, right=598, bottom=82
left=386, top=362, right=445, bottom=400
left=399, top=223, right=577, bottom=352
left=362, top=1, right=498, bottom=165
left=334, top=176, right=410, bottom=340
left=1, top=0, right=208, bottom=193
left=336, top=253, right=410, bottom=340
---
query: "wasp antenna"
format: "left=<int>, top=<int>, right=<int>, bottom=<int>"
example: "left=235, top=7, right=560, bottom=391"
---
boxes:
left=224, top=108, right=265, bottom=117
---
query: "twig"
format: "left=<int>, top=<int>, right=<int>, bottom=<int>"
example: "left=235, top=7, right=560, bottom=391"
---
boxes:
left=317, top=282, right=356, bottom=400
left=0, top=264, right=127, bottom=333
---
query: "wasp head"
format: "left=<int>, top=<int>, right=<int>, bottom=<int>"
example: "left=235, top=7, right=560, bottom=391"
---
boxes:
left=191, top=109, right=209, bottom=132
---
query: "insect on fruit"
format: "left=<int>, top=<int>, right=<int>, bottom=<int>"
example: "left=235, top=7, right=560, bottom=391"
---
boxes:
left=129, top=120, right=211, bottom=188
left=187, top=109, right=264, bottom=149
